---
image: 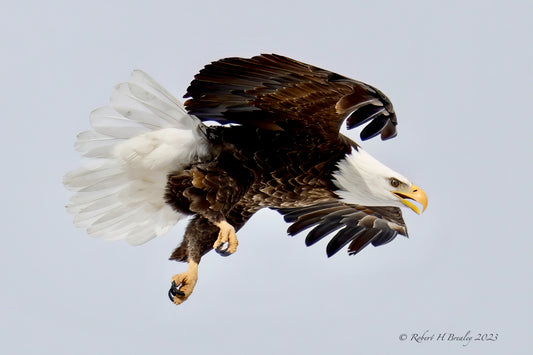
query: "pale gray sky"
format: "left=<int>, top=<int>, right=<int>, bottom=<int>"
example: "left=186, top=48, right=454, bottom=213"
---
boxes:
left=2, top=0, right=532, bottom=354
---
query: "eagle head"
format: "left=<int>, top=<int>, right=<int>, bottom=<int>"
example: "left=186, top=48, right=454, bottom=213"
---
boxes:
left=332, top=148, right=428, bottom=214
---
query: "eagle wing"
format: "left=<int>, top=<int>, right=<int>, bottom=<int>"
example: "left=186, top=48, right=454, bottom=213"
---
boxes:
left=276, top=202, right=407, bottom=257
left=184, top=54, right=397, bottom=141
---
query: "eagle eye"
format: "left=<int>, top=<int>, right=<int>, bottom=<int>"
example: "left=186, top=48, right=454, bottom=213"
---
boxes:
left=390, top=178, right=400, bottom=188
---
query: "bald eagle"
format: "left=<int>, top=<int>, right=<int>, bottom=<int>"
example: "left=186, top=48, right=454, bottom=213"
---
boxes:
left=64, top=54, right=427, bottom=305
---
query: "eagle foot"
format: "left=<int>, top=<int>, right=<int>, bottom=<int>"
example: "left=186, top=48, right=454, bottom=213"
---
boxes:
left=168, top=281, right=185, bottom=299
left=168, top=261, right=198, bottom=305
left=213, top=220, right=238, bottom=256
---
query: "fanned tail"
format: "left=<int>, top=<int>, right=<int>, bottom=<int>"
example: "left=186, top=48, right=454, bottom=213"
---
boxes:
left=64, top=70, right=210, bottom=245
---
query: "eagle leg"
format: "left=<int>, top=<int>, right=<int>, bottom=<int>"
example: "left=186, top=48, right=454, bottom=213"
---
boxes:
left=213, top=220, right=238, bottom=256
left=168, top=259, right=198, bottom=305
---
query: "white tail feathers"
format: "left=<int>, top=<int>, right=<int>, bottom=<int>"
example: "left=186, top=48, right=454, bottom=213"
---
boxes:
left=64, top=70, right=209, bottom=245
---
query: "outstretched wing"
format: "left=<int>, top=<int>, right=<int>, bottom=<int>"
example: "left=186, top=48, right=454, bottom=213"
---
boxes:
left=184, top=54, right=397, bottom=141
left=276, top=202, right=407, bottom=257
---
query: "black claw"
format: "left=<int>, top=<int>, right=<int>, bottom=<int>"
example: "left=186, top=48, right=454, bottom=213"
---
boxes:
left=215, top=245, right=231, bottom=257
left=168, top=281, right=185, bottom=302
left=168, top=288, right=175, bottom=302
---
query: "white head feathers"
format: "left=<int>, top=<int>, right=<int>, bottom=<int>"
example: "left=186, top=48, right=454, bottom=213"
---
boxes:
left=332, top=148, right=412, bottom=208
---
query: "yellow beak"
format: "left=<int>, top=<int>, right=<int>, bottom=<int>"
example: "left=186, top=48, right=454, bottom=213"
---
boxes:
left=392, top=185, right=428, bottom=215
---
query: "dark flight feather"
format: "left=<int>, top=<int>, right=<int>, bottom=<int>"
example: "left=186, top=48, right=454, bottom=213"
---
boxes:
left=305, top=220, right=344, bottom=247
left=348, top=230, right=382, bottom=255
left=370, top=229, right=398, bottom=247
left=346, top=104, right=386, bottom=130
left=360, top=116, right=390, bottom=141
left=326, top=226, right=365, bottom=257
left=280, top=201, right=343, bottom=222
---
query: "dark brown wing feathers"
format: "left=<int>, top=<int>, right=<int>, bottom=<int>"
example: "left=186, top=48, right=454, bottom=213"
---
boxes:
left=277, top=202, right=407, bottom=257
left=185, top=54, right=397, bottom=141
